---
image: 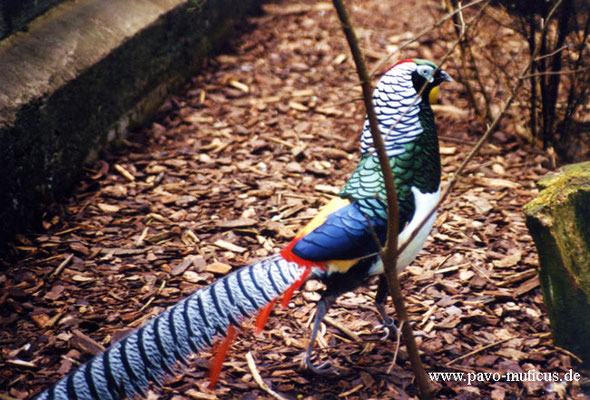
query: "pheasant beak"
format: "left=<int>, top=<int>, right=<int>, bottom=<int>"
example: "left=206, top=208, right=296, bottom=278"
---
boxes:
left=429, top=70, right=453, bottom=104
left=437, top=69, right=453, bottom=83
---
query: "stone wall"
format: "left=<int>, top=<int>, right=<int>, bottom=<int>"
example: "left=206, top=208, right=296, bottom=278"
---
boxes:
left=0, top=0, right=260, bottom=242
left=0, top=0, right=66, bottom=39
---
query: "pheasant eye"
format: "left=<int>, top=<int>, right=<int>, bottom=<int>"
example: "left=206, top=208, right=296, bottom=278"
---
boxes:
left=416, top=65, right=434, bottom=83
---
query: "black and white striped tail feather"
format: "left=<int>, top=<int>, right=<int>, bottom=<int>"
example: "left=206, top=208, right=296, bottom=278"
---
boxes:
left=34, top=255, right=305, bottom=400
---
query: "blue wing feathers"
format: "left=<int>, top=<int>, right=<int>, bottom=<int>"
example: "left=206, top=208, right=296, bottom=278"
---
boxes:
left=291, top=192, right=415, bottom=263
left=292, top=202, right=388, bottom=261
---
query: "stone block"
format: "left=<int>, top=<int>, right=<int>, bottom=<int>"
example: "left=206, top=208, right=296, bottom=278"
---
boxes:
left=524, top=161, right=590, bottom=366
left=0, top=0, right=260, bottom=241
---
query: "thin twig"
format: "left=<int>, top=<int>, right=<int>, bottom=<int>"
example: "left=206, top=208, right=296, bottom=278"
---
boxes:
left=50, top=253, right=73, bottom=278
left=449, top=0, right=493, bottom=121
left=323, top=315, right=362, bottom=343
left=245, top=352, right=289, bottom=400
left=445, top=337, right=513, bottom=366
left=561, top=14, right=590, bottom=137
left=533, top=44, right=569, bottom=61
left=522, top=65, right=590, bottom=78
left=553, top=345, right=584, bottom=364
left=369, top=0, right=487, bottom=76
left=387, top=320, right=405, bottom=374
left=527, top=13, right=538, bottom=142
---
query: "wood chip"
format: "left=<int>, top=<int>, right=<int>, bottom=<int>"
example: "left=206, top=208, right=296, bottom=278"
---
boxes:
left=261, top=2, right=331, bottom=15
left=172, top=255, right=206, bottom=276
left=6, top=359, right=37, bottom=368
left=476, top=177, right=521, bottom=189
left=512, top=276, right=540, bottom=297
left=206, top=262, right=232, bottom=275
left=439, top=146, right=457, bottom=155
left=229, top=80, right=249, bottom=93
left=216, top=218, right=257, bottom=228
left=288, top=101, right=309, bottom=112
left=71, top=274, right=94, bottom=282
left=493, top=251, right=522, bottom=268
left=31, top=314, right=50, bottom=329
left=97, top=203, right=121, bottom=213
left=315, top=184, right=341, bottom=194
left=51, top=253, right=73, bottom=277
left=114, top=164, right=135, bottom=182
left=333, top=53, right=347, bottom=65
left=72, top=329, right=106, bottom=355
left=213, top=239, right=247, bottom=253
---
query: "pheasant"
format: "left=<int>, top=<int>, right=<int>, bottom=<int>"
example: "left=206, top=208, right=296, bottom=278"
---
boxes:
left=34, top=58, right=451, bottom=400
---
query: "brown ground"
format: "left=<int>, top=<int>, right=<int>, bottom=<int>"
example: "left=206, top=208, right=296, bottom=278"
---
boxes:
left=1, top=1, right=588, bottom=399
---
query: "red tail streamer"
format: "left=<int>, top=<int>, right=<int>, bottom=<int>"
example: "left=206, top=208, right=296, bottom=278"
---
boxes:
left=208, top=324, right=237, bottom=389
left=254, top=299, right=277, bottom=334
left=254, top=263, right=313, bottom=333
left=280, top=265, right=311, bottom=309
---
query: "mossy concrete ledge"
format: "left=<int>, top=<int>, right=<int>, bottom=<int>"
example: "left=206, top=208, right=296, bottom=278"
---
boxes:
left=524, top=161, right=590, bottom=367
left=0, top=0, right=260, bottom=242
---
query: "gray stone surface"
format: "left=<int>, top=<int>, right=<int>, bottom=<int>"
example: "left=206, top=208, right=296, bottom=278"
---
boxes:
left=0, top=0, right=259, bottom=241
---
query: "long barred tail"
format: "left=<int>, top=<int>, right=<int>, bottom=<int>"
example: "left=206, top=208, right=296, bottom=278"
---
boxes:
left=35, top=255, right=307, bottom=400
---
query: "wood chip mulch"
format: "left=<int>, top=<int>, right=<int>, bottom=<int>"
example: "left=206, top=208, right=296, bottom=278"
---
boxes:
left=1, top=1, right=588, bottom=399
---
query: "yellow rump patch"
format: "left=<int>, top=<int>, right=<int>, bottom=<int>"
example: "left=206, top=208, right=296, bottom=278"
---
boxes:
left=297, top=197, right=350, bottom=237
left=325, top=258, right=360, bottom=274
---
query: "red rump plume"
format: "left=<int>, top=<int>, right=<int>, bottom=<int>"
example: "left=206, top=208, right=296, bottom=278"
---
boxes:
left=254, top=264, right=312, bottom=333
left=280, top=239, right=323, bottom=269
left=280, top=238, right=319, bottom=309
left=208, top=324, right=237, bottom=389
left=254, top=299, right=277, bottom=334
left=280, top=265, right=311, bottom=308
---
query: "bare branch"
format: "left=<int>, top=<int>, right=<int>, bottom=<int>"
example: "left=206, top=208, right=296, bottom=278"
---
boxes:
left=330, top=1, right=431, bottom=398
left=370, top=0, right=487, bottom=76
left=522, top=65, right=590, bottom=78
left=533, top=44, right=569, bottom=61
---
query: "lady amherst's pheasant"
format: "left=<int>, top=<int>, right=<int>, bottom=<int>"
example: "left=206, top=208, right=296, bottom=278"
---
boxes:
left=35, top=59, right=451, bottom=400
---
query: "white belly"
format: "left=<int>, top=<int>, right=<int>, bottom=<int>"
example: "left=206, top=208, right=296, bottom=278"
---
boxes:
left=370, top=185, right=440, bottom=275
